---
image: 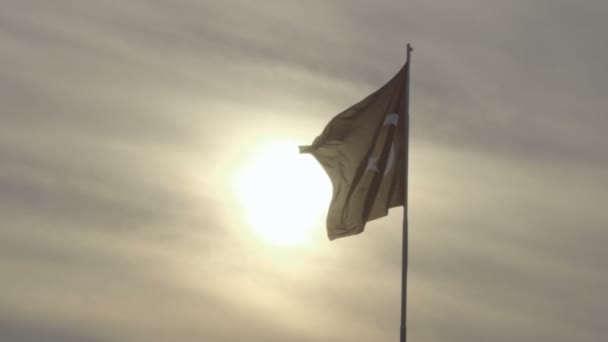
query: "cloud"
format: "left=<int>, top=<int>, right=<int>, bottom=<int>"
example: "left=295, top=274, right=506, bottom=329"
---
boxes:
left=0, top=0, right=606, bottom=341
left=0, top=315, right=107, bottom=342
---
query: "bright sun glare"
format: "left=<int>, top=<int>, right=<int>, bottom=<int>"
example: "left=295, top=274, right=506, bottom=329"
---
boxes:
left=233, top=140, right=331, bottom=246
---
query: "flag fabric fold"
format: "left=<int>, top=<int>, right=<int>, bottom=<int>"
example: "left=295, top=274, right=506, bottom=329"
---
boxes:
left=300, top=63, right=408, bottom=240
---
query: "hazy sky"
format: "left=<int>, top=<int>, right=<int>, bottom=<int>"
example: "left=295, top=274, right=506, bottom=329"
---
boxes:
left=1, top=1, right=607, bottom=341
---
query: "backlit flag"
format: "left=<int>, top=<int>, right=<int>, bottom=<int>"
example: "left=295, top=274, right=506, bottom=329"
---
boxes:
left=300, top=63, right=409, bottom=240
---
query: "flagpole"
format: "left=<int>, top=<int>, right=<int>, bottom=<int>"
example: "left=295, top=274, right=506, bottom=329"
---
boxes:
left=400, top=43, right=413, bottom=342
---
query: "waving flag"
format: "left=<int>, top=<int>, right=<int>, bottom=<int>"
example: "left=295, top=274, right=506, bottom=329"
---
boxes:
left=300, top=63, right=409, bottom=240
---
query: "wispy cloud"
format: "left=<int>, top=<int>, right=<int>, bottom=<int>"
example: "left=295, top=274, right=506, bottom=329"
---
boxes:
left=0, top=0, right=606, bottom=341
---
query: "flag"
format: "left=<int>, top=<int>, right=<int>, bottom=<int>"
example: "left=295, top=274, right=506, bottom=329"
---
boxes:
left=300, top=63, right=409, bottom=240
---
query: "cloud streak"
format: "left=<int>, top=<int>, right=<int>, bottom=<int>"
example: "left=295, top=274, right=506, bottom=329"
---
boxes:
left=0, top=0, right=606, bottom=341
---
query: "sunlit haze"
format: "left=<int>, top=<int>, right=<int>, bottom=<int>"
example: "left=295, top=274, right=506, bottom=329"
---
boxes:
left=1, top=1, right=606, bottom=341
left=233, top=141, right=331, bottom=246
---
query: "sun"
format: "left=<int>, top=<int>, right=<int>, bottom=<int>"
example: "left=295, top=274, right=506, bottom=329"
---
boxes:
left=233, top=140, right=331, bottom=246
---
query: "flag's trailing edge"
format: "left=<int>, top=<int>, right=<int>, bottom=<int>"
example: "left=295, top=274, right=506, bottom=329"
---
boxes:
left=300, top=63, right=409, bottom=240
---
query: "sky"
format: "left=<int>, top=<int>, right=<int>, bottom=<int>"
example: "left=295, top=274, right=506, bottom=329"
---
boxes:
left=1, top=1, right=607, bottom=341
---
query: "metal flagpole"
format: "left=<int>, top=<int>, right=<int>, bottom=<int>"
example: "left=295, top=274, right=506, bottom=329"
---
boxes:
left=400, top=43, right=413, bottom=342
